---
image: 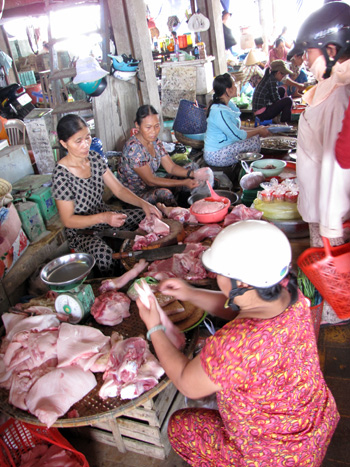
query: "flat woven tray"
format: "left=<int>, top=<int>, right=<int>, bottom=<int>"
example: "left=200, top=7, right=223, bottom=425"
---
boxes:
left=0, top=296, right=199, bottom=428
left=120, top=223, right=217, bottom=288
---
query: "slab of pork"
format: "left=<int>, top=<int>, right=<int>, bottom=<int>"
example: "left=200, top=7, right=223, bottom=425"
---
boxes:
left=184, top=224, right=222, bottom=243
left=57, top=323, right=110, bottom=370
left=90, top=291, right=131, bottom=326
left=26, top=367, right=97, bottom=427
left=139, top=216, right=170, bottom=236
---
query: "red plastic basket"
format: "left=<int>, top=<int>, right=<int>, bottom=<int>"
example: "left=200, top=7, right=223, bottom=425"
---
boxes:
left=297, top=222, right=350, bottom=320
left=0, top=418, right=89, bottom=467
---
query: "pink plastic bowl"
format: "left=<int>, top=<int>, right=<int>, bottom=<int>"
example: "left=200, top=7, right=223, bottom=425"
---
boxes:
left=189, top=196, right=230, bottom=223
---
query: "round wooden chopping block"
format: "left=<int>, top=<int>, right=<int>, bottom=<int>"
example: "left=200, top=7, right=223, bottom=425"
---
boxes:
left=137, top=219, right=185, bottom=250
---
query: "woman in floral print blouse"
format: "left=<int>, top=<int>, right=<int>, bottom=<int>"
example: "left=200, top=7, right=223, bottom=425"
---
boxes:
left=118, top=105, right=198, bottom=206
left=137, top=220, right=339, bottom=466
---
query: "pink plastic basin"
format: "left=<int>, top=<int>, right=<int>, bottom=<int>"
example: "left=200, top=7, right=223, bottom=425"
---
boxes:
left=189, top=196, right=230, bottom=223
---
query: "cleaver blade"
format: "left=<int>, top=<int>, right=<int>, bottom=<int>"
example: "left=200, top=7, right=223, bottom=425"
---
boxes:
left=113, top=243, right=186, bottom=261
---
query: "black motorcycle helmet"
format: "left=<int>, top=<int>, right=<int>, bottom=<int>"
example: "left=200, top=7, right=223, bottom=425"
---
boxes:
left=289, top=1, right=350, bottom=78
left=89, top=77, right=107, bottom=97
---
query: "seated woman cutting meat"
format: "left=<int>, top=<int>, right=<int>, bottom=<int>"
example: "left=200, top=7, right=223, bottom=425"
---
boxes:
left=203, top=73, right=270, bottom=167
left=52, top=114, right=161, bottom=276
left=136, top=220, right=339, bottom=466
left=118, top=105, right=199, bottom=206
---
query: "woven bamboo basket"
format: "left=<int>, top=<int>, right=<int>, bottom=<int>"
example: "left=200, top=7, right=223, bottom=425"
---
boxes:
left=175, top=131, right=204, bottom=149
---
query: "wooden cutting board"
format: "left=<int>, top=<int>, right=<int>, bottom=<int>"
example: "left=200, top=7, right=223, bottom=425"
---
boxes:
left=136, top=218, right=185, bottom=250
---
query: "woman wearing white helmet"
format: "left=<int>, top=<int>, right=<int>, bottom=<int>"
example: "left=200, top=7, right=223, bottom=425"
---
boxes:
left=292, top=1, right=350, bottom=324
left=137, top=220, right=339, bottom=466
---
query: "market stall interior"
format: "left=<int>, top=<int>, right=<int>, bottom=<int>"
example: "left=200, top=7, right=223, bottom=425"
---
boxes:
left=0, top=0, right=350, bottom=466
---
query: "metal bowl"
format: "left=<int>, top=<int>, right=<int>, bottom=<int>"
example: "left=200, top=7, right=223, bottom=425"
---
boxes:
left=41, top=253, right=95, bottom=290
left=235, top=152, right=263, bottom=162
left=188, top=190, right=239, bottom=206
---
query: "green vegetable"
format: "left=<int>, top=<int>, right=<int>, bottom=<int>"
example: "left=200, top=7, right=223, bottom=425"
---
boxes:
left=297, top=269, right=322, bottom=306
left=171, top=153, right=190, bottom=165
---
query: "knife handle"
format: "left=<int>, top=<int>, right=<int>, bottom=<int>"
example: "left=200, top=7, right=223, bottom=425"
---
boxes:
left=112, top=251, right=134, bottom=259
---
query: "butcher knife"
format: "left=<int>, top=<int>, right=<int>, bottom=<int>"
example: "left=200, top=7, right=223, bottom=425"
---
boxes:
left=112, top=244, right=186, bottom=261
left=77, top=228, right=142, bottom=240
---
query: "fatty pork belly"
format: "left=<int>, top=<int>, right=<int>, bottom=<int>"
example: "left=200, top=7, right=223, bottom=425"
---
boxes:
left=57, top=323, right=110, bottom=371
left=145, top=243, right=208, bottom=281
left=91, top=291, right=131, bottom=326
left=99, top=336, right=164, bottom=400
left=26, top=366, right=97, bottom=428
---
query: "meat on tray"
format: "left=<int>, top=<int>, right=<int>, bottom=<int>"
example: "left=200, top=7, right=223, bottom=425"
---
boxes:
left=90, top=291, right=131, bottom=326
left=132, top=232, right=158, bottom=251
left=26, top=366, right=97, bottom=428
left=145, top=243, right=208, bottom=282
left=99, top=334, right=164, bottom=400
left=0, top=310, right=165, bottom=426
left=192, top=199, right=225, bottom=214
left=57, top=323, right=110, bottom=371
left=223, top=204, right=263, bottom=226
left=184, top=224, right=222, bottom=243
left=139, top=215, right=170, bottom=236
left=157, top=202, right=198, bottom=224
left=132, top=215, right=171, bottom=251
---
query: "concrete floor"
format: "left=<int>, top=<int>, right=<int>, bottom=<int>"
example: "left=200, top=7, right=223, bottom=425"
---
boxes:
left=63, top=321, right=350, bottom=467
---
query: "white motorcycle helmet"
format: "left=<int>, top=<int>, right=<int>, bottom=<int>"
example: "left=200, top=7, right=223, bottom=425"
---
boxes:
left=202, top=220, right=291, bottom=288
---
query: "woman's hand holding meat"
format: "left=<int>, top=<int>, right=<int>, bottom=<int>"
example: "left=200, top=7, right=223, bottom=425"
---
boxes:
left=136, top=295, right=161, bottom=331
left=102, top=212, right=127, bottom=227
left=141, top=200, right=162, bottom=219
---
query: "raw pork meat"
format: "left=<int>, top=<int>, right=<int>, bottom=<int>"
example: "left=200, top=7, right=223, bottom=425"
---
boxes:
left=57, top=323, right=110, bottom=370
left=157, top=203, right=198, bottom=224
left=120, top=357, right=165, bottom=399
left=20, top=444, right=82, bottom=467
left=223, top=204, right=263, bottom=226
left=139, top=215, right=170, bottom=236
left=2, top=314, right=60, bottom=342
left=98, top=259, right=148, bottom=294
left=99, top=336, right=164, bottom=400
left=91, top=291, right=131, bottom=326
left=192, top=199, right=225, bottom=214
left=132, top=232, right=158, bottom=251
left=9, top=358, right=57, bottom=411
left=145, top=243, right=208, bottom=282
left=184, top=224, right=222, bottom=243
left=135, top=280, right=186, bottom=349
left=26, top=366, right=97, bottom=427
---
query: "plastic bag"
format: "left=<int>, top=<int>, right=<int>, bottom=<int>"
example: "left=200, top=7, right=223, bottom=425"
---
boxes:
left=193, top=167, right=214, bottom=186
left=239, top=161, right=265, bottom=190
left=240, top=172, right=265, bottom=190
left=253, top=198, right=301, bottom=220
left=127, top=276, right=159, bottom=301
left=188, top=13, right=210, bottom=32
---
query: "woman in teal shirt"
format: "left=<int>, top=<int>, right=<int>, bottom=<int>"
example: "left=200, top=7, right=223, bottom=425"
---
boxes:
left=204, top=74, right=270, bottom=167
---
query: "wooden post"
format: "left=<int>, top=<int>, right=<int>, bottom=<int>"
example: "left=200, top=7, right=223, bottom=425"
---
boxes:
left=107, top=0, right=160, bottom=113
left=195, top=0, right=227, bottom=76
